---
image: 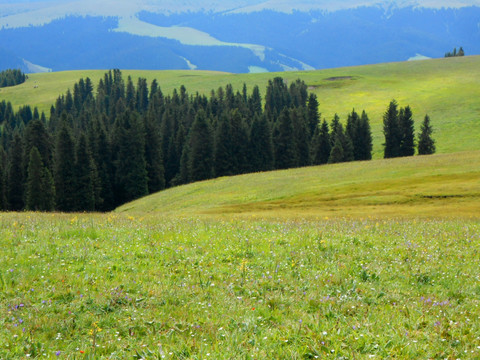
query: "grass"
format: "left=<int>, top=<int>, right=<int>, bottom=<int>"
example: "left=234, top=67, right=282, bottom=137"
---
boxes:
left=1, top=56, right=479, bottom=157
left=117, top=151, right=480, bottom=219
left=1, top=57, right=480, bottom=358
left=1, top=213, right=479, bottom=359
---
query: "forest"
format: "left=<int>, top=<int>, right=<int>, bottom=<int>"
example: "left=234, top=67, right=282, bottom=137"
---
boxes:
left=0, top=70, right=431, bottom=212
left=0, top=69, right=27, bottom=88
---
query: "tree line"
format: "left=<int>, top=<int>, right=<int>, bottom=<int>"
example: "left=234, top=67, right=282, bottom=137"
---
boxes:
left=383, top=100, right=435, bottom=158
left=0, top=71, right=376, bottom=212
left=445, top=47, right=465, bottom=58
left=0, top=70, right=434, bottom=213
left=0, top=69, right=27, bottom=88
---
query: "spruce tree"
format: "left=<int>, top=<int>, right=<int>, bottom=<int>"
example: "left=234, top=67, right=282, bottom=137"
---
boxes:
left=357, top=111, right=373, bottom=161
left=229, top=109, right=249, bottom=174
left=307, top=93, right=320, bottom=140
left=0, top=145, right=7, bottom=210
left=114, top=110, right=149, bottom=204
left=274, top=108, right=297, bottom=169
left=186, top=109, right=214, bottom=182
left=383, top=100, right=401, bottom=158
left=311, top=120, right=331, bottom=165
left=144, top=113, right=165, bottom=193
left=291, top=107, right=310, bottom=167
left=26, top=147, right=44, bottom=211
left=249, top=114, right=274, bottom=172
left=417, top=115, right=436, bottom=155
left=54, top=121, right=77, bottom=211
left=7, top=133, right=25, bottom=211
left=399, top=105, right=415, bottom=157
left=74, top=134, right=95, bottom=211
left=25, top=147, right=55, bottom=211
left=214, top=114, right=234, bottom=177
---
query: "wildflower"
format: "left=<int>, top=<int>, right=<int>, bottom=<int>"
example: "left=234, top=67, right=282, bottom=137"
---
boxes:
left=55, top=351, right=61, bottom=356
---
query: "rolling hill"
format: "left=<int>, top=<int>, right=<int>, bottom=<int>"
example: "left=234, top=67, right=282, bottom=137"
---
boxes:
left=1, top=56, right=479, bottom=157
left=116, top=150, right=480, bottom=218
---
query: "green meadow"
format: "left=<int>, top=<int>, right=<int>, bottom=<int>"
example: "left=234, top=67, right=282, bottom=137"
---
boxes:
left=117, top=151, right=480, bottom=219
left=1, top=58, right=480, bottom=358
left=1, top=213, right=479, bottom=359
left=1, top=56, right=480, bottom=157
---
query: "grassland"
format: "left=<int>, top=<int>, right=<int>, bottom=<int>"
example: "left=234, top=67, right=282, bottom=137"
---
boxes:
left=1, top=57, right=479, bottom=358
left=1, top=56, right=479, bottom=157
left=1, top=213, right=479, bottom=359
left=117, top=151, right=480, bottom=219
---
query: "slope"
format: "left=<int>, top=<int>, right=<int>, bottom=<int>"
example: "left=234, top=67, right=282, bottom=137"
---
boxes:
left=0, top=56, right=479, bottom=157
left=116, top=150, right=480, bottom=218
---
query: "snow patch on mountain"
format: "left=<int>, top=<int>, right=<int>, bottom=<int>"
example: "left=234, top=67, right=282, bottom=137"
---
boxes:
left=113, top=16, right=267, bottom=61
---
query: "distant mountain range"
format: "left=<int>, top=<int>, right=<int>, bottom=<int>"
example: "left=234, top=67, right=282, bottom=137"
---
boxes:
left=1, top=0, right=479, bottom=73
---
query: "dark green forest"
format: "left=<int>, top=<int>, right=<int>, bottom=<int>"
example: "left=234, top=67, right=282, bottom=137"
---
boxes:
left=0, top=70, right=430, bottom=212
left=0, top=69, right=27, bottom=88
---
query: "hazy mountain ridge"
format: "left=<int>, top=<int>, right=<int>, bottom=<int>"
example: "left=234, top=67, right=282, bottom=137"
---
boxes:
left=0, top=1, right=479, bottom=73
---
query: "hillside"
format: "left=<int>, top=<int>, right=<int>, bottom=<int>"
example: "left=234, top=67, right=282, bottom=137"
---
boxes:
left=1, top=56, right=479, bottom=157
left=116, top=150, right=480, bottom=218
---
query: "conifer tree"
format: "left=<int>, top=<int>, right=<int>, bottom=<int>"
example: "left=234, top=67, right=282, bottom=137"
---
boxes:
left=54, top=121, right=77, bottom=211
left=311, top=120, right=331, bottom=165
left=7, top=133, right=25, bottom=211
left=383, top=100, right=401, bottom=158
left=229, top=109, right=249, bottom=174
left=357, top=111, right=373, bottom=160
left=24, top=118, right=52, bottom=170
left=328, top=135, right=345, bottom=164
left=399, top=105, right=415, bottom=157
left=249, top=114, right=274, bottom=172
left=248, top=85, right=262, bottom=116
left=307, top=93, right=320, bottom=139
left=74, top=134, right=95, bottom=211
left=274, top=108, right=297, bottom=169
left=214, top=114, right=234, bottom=177
left=417, top=115, right=436, bottom=155
left=26, top=147, right=55, bottom=211
left=0, top=145, right=7, bottom=210
left=114, top=110, right=149, bottom=204
left=186, top=109, right=214, bottom=182
left=144, top=113, right=165, bottom=193
left=291, top=107, right=310, bottom=167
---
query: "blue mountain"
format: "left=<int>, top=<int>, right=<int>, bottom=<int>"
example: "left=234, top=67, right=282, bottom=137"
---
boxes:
left=0, top=1, right=479, bottom=72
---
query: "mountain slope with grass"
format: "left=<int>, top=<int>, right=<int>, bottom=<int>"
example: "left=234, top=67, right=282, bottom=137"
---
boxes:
left=116, top=150, right=480, bottom=218
left=1, top=56, right=479, bottom=157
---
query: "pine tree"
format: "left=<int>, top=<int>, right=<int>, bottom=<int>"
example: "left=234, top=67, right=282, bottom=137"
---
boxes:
left=144, top=113, right=165, bottom=193
left=417, top=115, right=436, bottom=155
left=0, top=145, right=7, bottom=210
left=274, top=108, right=297, bottom=169
left=229, top=109, right=249, bottom=174
left=383, top=100, right=401, bottom=158
left=328, top=122, right=352, bottom=163
left=357, top=111, right=373, bottom=161
left=186, top=109, right=214, bottom=182
left=311, top=119, right=331, bottom=165
left=54, top=121, right=77, bottom=211
left=114, top=110, right=149, bottom=204
left=399, top=105, right=415, bottom=157
left=214, top=114, right=234, bottom=177
left=328, top=136, right=344, bottom=164
left=249, top=114, right=274, bottom=172
left=307, top=93, right=320, bottom=140
left=74, top=134, right=95, bottom=211
left=291, top=107, right=310, bottom=167
left=24, top=118, right=52, bottom=171
left=7, top=133, right=25, bottom=211
left=25, top=147, right=55, bottom=211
